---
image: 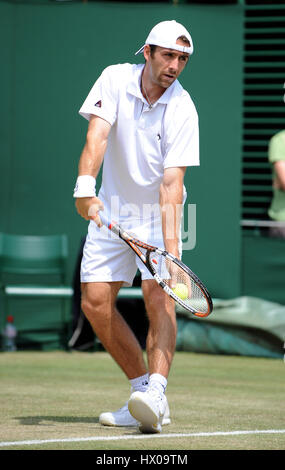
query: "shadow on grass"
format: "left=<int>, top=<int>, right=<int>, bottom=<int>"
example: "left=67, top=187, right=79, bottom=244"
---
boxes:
left=16, top=416, right=99, bottom=425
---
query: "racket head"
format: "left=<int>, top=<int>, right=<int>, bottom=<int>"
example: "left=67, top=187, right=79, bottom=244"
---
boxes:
left=147, top=250, right=213, bottom=318
left=99, top=211, right=213, bottom=317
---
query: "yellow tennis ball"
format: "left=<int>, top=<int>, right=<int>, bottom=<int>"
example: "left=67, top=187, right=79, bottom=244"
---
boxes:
left=172, top=283, right=188, bottom=300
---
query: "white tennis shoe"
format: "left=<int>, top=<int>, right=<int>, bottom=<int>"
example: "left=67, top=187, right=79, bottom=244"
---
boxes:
left=99, top=394, right=171, bottom=428
left=128, top=387, right=167, bottom=434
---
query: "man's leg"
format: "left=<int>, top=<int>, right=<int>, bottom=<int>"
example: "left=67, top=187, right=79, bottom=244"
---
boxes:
left=82, top=281, right=154, bottom=427
left=128, top=279, right=176, bottom=433
left=81, top=281, right=147, bottom=379
left=142, top=279, right=177, bottom=378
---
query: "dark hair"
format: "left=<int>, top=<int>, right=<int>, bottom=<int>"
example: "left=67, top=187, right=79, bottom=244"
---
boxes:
left=177, top=35, right=191, bottom=47
left=149, top=44, right=157, bottom=58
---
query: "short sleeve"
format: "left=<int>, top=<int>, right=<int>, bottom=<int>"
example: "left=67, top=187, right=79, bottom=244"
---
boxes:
left=163, top=94, right=199, bottom=169
left=79, top=66, right=118, bottom=126
left=269, top=131, right=285, bottom=164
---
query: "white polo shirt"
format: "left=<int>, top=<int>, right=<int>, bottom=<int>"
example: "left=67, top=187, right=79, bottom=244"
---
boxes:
left=79, top=63, right=199, bottom=222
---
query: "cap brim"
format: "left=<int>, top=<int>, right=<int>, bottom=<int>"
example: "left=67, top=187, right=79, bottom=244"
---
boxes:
left=135, top=45, right=145, bottom=55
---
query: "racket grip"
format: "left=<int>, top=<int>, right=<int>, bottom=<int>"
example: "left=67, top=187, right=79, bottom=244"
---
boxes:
left=99, top=210, right=122, bottom=237
left=99, top=211, right=109, bottom=228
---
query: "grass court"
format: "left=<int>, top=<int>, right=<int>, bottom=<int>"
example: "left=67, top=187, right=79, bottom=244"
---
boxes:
left=0, top=350, right=284, bottom=451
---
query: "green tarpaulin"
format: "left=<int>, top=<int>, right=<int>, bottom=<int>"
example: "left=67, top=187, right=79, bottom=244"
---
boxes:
left=176, top=297, right=285, bottom=359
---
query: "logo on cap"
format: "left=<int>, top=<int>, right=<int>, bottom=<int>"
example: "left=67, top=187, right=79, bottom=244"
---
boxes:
left=95, top=100, right=102, bottom=108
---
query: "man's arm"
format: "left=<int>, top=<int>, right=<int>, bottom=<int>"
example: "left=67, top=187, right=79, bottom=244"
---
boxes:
left=75, top=115, right=111, bottom=223
left=159, top=167, right=186, bottom=258
left=273, top=161, right=285, bottom=191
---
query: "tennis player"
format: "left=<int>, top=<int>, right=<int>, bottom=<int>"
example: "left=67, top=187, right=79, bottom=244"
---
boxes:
left=74, top=20, right=199, bottom=433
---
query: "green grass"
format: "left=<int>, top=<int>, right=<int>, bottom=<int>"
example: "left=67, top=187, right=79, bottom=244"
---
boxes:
left=0, top=351, right=284, bottom=450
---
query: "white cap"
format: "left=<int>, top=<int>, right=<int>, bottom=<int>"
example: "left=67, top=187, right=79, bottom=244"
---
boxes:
left=135, top=20, right=194, bottom=56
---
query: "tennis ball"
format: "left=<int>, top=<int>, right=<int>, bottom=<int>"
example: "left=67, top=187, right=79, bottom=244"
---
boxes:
left=172, top=283, right=188, bottom=300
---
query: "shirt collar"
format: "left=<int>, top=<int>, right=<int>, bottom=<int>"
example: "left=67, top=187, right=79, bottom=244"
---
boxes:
left=127, top=63, right=183, bottom=107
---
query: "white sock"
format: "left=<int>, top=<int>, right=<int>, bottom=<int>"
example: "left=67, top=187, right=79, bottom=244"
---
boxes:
left=149, top=373, right=167, bottom=395
left=130, top=373, right=149, bottom=392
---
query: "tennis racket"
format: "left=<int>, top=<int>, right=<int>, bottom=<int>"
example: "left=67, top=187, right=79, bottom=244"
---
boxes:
left=99, top=212, right=213, bottom=318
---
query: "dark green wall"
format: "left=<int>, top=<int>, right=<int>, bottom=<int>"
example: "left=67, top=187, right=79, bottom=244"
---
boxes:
left=0, top=1, right=243, bottom=298
left=242, top=233, right=285, bottom=305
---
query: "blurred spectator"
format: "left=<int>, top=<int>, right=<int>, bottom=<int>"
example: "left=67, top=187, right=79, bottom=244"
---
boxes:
left=268, top=130, right=285, bottom=238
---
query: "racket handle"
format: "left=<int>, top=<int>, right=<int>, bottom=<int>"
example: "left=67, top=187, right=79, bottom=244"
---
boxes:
left=99, top=210, right=121, bottom=237
left=99, top=210, right=109, bottom=228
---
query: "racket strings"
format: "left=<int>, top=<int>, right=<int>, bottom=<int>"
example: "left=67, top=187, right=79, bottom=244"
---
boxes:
left=149, top=252, right=209, bottom=314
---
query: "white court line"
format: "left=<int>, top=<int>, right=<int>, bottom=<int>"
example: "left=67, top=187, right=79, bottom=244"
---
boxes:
left=0, top=429, right=285, bottom=448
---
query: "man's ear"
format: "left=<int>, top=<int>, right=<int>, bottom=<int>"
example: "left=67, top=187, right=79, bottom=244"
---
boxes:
left=143, top=44, right=151, bottom=62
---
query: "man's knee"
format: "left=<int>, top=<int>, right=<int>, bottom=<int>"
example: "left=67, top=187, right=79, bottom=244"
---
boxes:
left=81, top=294, right=100, bottom=319
left=80, top=282, right=121, bottom=322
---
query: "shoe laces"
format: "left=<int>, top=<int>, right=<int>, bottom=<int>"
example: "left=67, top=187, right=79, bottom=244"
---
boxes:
left=147, top=385, right=164, bottom=402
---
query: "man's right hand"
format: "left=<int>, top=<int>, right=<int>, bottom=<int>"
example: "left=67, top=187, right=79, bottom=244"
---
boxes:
left=75, top=197, right=104, bottom=226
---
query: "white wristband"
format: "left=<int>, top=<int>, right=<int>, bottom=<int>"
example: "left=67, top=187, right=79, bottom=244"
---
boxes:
left=73, top=175, right=96, bottom=198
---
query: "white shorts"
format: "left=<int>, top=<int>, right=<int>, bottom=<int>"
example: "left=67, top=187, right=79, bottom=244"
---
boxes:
left=81, top=217, right=182, bottom=287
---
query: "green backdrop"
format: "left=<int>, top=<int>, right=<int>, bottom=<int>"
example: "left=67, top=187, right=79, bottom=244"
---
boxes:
left=0, top=1, right=243, bottom=299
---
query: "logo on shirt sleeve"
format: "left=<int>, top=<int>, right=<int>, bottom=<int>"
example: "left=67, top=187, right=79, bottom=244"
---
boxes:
left=95, top=100, right=102, bottom=108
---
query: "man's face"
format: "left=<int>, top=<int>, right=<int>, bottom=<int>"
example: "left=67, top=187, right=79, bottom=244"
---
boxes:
left=143, top=40, right=189, bottom=89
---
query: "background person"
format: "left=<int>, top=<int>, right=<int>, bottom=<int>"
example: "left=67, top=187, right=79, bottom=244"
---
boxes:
left=268, top=130, right=285, bottom=238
